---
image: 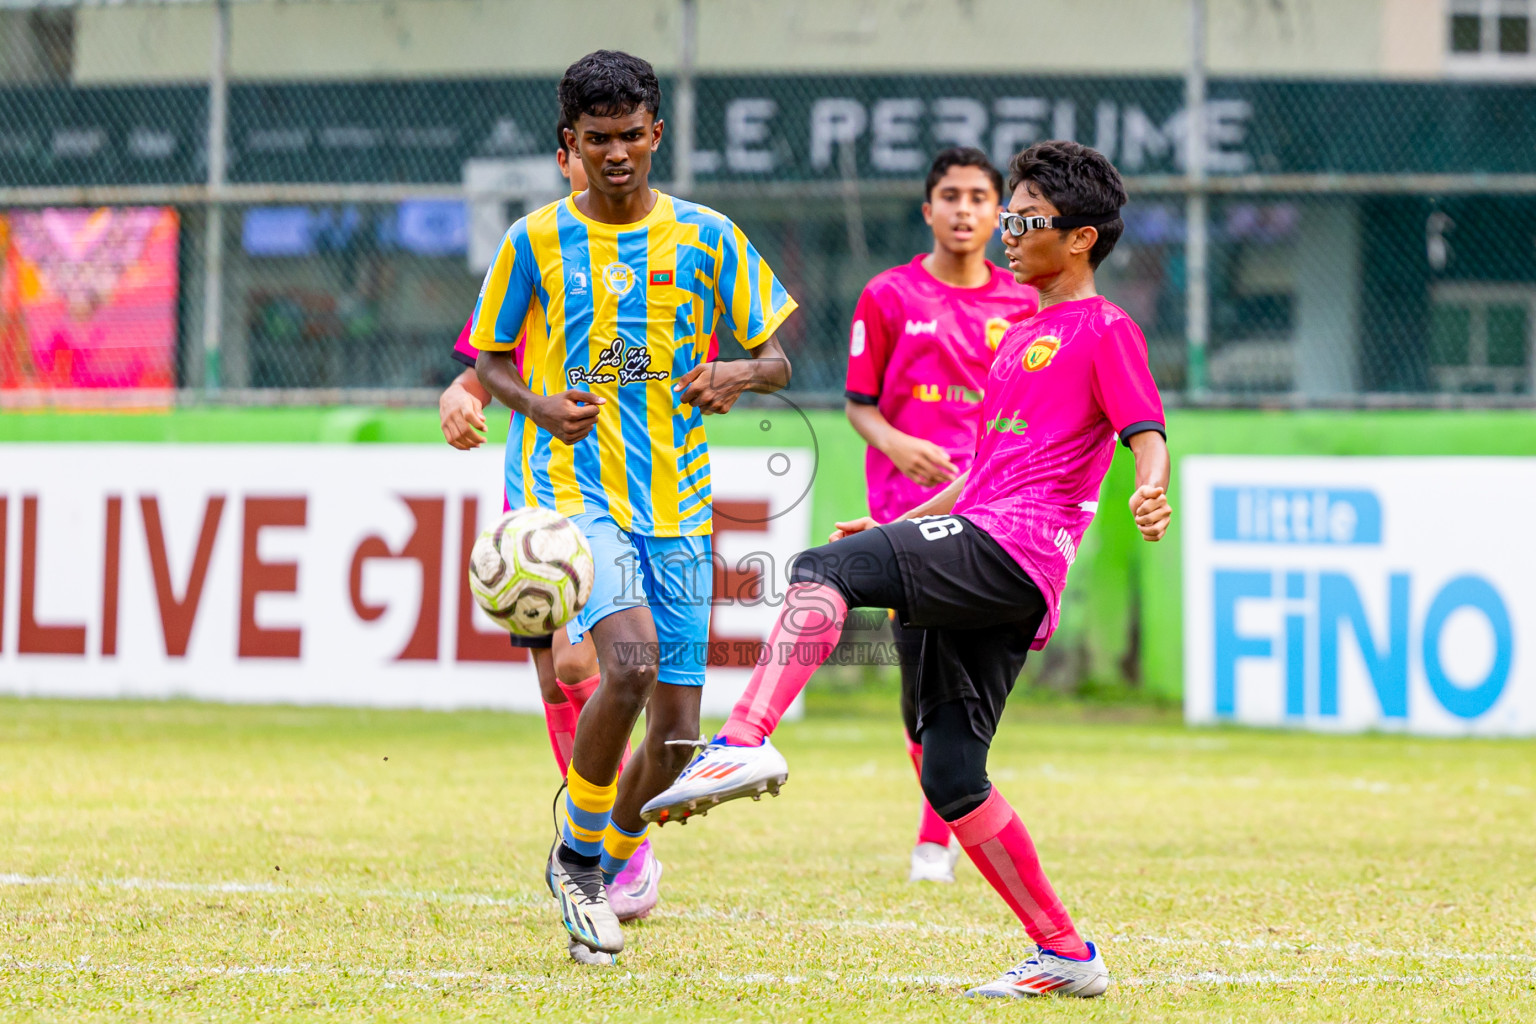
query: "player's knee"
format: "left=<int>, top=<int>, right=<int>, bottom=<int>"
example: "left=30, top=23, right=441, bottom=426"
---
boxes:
left=788, top=544, right=841, bottom=591
left=603, top=662, right=658, bottom=714
left=553, top=646, right=597, bottom=686
left=920, top=757, right=990, bottom=822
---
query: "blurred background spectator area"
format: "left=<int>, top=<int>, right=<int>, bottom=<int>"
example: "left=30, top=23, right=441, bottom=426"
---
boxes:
left=3, top=0, right=1536, bottom=407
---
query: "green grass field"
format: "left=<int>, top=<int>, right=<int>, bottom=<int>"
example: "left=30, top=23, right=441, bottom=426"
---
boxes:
left=2, top=694, right=1533, bottom=1023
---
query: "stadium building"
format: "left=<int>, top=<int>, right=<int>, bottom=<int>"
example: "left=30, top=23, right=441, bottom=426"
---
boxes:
left=4, top=0, right=1534, bottom=400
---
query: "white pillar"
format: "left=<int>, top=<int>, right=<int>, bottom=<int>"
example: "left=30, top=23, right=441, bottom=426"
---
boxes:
left=1293, top=199, right=1362, bottom=397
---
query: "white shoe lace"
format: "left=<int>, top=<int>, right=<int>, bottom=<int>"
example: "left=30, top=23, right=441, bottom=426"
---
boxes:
left=666, top=736, right=716, bottom=778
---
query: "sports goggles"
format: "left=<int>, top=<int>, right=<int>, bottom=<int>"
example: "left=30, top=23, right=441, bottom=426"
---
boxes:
left=998, top=209, right=1121, bottom=237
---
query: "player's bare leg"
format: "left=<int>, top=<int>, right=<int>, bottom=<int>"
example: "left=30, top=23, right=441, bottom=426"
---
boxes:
left=588, top=680, right=698, bottom=919
left=548, top=607, right=658, bottom=954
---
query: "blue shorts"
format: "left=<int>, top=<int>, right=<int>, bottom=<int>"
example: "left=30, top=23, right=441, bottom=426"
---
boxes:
left=565, top=512, right=712, bottom=688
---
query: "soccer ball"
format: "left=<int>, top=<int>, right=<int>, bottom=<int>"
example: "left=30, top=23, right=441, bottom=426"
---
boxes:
left=467, top=507, right=595, bottom=637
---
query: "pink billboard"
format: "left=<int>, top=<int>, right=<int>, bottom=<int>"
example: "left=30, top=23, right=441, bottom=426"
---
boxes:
left=0, top=206, right=179, bottom=406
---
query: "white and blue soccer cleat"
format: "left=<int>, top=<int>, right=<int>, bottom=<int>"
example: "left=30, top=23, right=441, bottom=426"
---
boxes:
left=964, top=943, right=1110, bottom=998
left=546, top=841, right=624, bottom=954
left=639, top=737, right=788, bottom=824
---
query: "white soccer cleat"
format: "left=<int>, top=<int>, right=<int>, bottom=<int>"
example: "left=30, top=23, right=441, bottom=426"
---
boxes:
left=545, top=842, right=623, bottom=954
left=965, top=942, right=1110, bottom=998
left=639, top=738, right=788, bottom=824
left=908, top=839, right=961, bottom=883
left=567, top=938, right=616, bottom=966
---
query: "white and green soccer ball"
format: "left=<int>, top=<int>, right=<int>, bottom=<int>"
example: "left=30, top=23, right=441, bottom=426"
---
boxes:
left=467, top=507, right=595, bottom=637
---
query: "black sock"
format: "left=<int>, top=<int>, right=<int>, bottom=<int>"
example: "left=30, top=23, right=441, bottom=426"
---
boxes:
left=558, top=842, right=601, bottom=868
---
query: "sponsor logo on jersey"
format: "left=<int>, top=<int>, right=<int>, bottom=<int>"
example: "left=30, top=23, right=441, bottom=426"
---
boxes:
left=1023, top=336, right=1061, bottom=371
left=912, top=383, right=942, bottom=402
left=567, top=338, right=669, bottom=387
left=947, top=385, right=983, bottom=404
left=850, top=319, right=867, bottom=356
left=905, top=319, right=938, bottom=336
left=985, top=411, right=1029, bottom=435
left=1053, top=527, right=1078, bottom=567
left=602, top=261, right=636, bottom=296
left=985, top=316, right=1010, bottom=351
left=568, top=269, right=590, bottom=297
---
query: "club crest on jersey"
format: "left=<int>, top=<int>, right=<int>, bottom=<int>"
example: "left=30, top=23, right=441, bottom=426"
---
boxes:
left=568, top=338, right=669, bottom=387
left=1023, top=336, right=1062, bottom=371
left=602, top=261, right=636, bottom=296
left=985, top=317, right=1010, bottom=351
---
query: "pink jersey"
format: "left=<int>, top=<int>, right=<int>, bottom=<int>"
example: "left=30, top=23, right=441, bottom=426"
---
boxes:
left=952, top=295, right=1164, bottom=649
left=845, top=256, right=1038, bottom=523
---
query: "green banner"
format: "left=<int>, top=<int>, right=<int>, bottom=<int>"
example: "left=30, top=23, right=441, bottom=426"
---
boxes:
left=5, top=76, right=1536, bottom=189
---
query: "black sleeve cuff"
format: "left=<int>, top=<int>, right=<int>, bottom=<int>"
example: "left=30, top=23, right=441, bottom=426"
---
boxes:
left=845, top=389, right=879, bottom=406
left=450, top=348, right=476, bottom=368
left=1118, top=420, right=1166, bottom=448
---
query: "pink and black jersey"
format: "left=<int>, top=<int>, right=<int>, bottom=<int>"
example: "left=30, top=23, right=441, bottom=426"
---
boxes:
left=845, top=256, right=1038, bottom=523
left=952, top=295, right=1164, bottom=648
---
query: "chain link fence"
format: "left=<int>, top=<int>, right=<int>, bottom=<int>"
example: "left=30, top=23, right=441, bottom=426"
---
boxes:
left=4, top=0, right=1536, bottom=407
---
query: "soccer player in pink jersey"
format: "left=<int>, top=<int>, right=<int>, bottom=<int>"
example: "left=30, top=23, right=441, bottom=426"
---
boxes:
left=435, top=118, right=659, bottom=954
left=843, top=146, right=1039, bottom=884
left=643, top=141, right=1172, bottom=998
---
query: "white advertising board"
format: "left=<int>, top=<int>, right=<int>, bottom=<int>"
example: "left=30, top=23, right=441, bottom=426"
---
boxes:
left=0, top=444, right=812, bottom=717
left=1183, top=456, right=1536, bottom=735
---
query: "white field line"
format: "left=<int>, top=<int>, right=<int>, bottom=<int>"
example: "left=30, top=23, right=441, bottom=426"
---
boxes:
left=1, top=958, right=1531, bottom=991
left=0, top=872, right=540, bottom=908
left=5, top=872, right=1534, bottom=970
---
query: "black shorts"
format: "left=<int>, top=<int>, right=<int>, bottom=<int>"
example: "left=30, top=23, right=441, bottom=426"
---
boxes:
left=791, top=515, right=1046, bottom=745
left=510, top=633, right=553, bottom=650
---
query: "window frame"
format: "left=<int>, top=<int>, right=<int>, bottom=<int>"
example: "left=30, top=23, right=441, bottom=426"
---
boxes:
left=1446, top=0, right=1536, bottom=76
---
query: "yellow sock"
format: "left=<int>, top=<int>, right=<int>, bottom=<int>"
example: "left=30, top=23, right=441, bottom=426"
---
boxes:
left=562, top=764, right=616, bottom=858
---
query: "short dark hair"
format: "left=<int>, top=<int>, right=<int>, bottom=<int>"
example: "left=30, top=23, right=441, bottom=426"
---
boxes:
left=924, top=147, right=1004, bottom=201
left=1008, top=140, right=1129, bottom=269
left=558, top=50, right=661, bottom=131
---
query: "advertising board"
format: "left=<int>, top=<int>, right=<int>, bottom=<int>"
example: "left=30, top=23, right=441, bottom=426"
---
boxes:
left=1183, top=456, right=1534, bottom=735
left=0, top=443, right=812, bottom=717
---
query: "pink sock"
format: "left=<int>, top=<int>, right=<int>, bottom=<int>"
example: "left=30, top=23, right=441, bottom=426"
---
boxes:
left=557, top=673, right=631, bottom=770
left=949, top=787, right=1089, bottom=959
left=542, top=698, right=578, bottom=776
left=904, top=730, right=953, bottom=847
left=557, top=674, right=601, bottom=715
left=718, top=583, right=848, bottom=746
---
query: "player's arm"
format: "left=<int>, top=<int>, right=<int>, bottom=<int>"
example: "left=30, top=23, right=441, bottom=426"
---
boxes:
left=674, top=333, right=792, bottom=414
left=476, top=351, right=603, bottom=446
left=845, top=401, right=957, bottom=488
left=842, top=279, right=955, bottom=486
left=829, top=470, right=970, bottom=541
left=440, top=367, right=491, bottom=450
left=1127, top=430, right=1171, bottom=542
left=677, top=219, right=797, bottom=414
left=1092, top=318, right=1171, bottom=543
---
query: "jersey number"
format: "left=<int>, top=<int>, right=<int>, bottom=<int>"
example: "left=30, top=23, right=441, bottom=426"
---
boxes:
left=915, top=516, right=963, bottom=541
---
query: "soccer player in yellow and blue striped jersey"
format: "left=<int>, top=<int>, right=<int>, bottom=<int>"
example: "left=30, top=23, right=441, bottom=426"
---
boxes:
left=472, top=50, right=795, bottom=958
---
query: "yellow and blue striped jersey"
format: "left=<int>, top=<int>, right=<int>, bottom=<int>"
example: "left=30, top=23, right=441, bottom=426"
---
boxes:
left=470, top=191, right=797, bottom=537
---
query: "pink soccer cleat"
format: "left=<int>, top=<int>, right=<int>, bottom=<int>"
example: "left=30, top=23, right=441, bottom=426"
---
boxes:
left=607, top=839, right=662, bottom=922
